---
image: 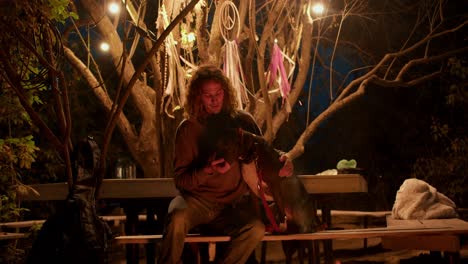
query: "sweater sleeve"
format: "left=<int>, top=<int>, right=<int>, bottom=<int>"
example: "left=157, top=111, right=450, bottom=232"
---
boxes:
left=173, top=120, right=212, bottom=192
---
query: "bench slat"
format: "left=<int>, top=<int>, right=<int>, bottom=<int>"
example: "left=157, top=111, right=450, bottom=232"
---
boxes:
left=329, top=210, right=391, bottom=217
left=386, top=217, right=468, bottom=229
left=0, top=215, right=153, bottom=230
left=381, top=216, right=468, bottom=252
left=114, top=224, right=468, bottom=244
left=0, top=220, right=46, bottom=229
left=115, top=234, right=232, bottom=244
left=0, top=211, right=389, bottom=230
left=382, top=235, right=461, bottom=251
left=0, top=232, right=26, bottom=240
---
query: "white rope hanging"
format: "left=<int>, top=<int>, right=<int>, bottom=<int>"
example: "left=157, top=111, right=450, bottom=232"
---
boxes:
left=218, top=1, right=248, bottom=109
left=159, top=5, right=187, bottom=118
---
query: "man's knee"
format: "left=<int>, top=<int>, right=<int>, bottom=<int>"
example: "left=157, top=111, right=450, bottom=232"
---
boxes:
left=249, top=219, right=265, bottom=240
left=166, top=209, right=190, bottom=233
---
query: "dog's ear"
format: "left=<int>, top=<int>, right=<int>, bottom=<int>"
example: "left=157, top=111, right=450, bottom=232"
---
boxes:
left=238, top=130, right=258, bottom=163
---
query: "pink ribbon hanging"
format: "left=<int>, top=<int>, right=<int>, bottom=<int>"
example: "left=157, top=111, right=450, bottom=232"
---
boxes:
left=268, top=42, right=291, bottom=99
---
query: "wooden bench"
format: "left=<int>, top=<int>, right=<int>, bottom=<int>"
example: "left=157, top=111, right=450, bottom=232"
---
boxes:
left=326, top=210, right=391, bottom=249
left=114, top=218, right=468, bottom=264
left=115, top=224, right=468, bottom=244
left=0, top=211, right=389, bottom=231
left=382, top=217, right=468, bottom=263
left=0, top=220, right=46, bottom=231
left=114, top=210, right=392, bottom=263
left=0, top=232, right=26, bottom=241
left=0, top=220, right=44, bottom=243
left=327, top=210, right=391, bottom=224
left=0, top=214, right=153, bottom=232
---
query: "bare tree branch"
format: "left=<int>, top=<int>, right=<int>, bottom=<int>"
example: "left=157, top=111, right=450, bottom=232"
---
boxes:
left=335, top=19, right=467, bottom=102
left=288, top=70, right=442, bottom=160
left=396, top=47, right=468, bottom=81
left=64, top=46, right=138, bottom=142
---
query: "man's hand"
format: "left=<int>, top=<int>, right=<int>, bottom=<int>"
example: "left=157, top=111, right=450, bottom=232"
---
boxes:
left=278, top=155, right=294, bottom=177
left=203, top=158, right=231, bottom=175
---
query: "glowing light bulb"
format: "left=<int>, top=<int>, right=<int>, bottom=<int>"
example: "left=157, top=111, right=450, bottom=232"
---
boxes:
left=311, top=3, right=325, bottom=16
left=108, top=2, right=120, bottom=15
left=187, top=32, right=196, bottom=43
left=100, top=42, right=110, bottom=52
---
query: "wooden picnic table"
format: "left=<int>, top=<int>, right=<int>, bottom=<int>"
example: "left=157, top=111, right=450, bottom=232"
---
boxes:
left=20, top=174, right=367, bottom=200
left=20, top=174, right=368, bottom=264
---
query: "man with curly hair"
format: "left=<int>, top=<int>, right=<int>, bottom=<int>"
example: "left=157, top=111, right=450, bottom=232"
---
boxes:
left=158, top=65, right=293, bottom=264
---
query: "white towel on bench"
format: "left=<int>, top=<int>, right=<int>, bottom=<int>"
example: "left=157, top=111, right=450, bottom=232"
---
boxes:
left=392, top=178, right=458, bottom=220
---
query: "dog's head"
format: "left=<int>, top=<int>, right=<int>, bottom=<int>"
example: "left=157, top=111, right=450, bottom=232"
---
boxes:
left=197, top=113, right=261, bottom=166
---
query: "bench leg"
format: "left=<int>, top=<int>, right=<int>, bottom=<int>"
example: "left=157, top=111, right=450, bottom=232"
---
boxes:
left=363, top=216, right=368, bottom=249
left=260, top=241, right=267, bottom=264
left=444, top=251, right=460, bottom=264
left=208, top=242, right=217, bottom=262
left=185, top=243, right=202, bottom=264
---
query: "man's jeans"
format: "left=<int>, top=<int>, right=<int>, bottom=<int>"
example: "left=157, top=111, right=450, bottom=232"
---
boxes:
left=158, top=195, right=265, bottom=264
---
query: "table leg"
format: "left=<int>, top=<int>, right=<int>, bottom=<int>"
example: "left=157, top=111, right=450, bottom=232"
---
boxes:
left=306, top=241, right=318, bottom=264
left=124, top=205, right=140, bottom=264
left=146, top=207, right=156, bottom=264
left=298, top=245, right=304, bottom=264
left=321, top=206, right=333, bottom=264
left=312, top=241, right=320, bottom=264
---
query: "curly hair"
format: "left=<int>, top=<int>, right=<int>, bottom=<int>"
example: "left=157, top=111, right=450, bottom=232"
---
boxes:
left=184, top=64, right=239, bottom=119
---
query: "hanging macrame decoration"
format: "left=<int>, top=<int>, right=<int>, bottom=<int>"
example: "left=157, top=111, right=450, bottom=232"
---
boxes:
left=267, top=40, right=295, bottom=113
left=159, top=5, right=186, bottom=118
left=218, top=1, right=248, bottom=109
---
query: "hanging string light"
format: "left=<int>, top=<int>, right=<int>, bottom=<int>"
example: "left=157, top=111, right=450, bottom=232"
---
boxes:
left=99, top=42, right=110, bottom=52
left=108, top=2, right=121, bottom=15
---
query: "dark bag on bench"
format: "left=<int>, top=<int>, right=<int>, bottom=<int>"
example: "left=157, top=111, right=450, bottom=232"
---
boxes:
left=26, top=137, right=113, bottom=264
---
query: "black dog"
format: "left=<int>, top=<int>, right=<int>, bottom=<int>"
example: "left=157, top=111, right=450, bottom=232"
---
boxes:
left=200, top=113, right=322, bottom=234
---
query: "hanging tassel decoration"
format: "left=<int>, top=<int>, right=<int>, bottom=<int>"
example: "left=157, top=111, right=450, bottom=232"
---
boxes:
left=224, top=40, right=249, bottom=107
left=219, top=1, right=249, bottom=109
left=268, top=41, right=293, bottom=113
left=159, top=5, right=186, bottom=118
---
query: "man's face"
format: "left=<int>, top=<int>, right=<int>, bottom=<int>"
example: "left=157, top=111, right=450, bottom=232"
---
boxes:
left=201, top=81, right=225, bottom=114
